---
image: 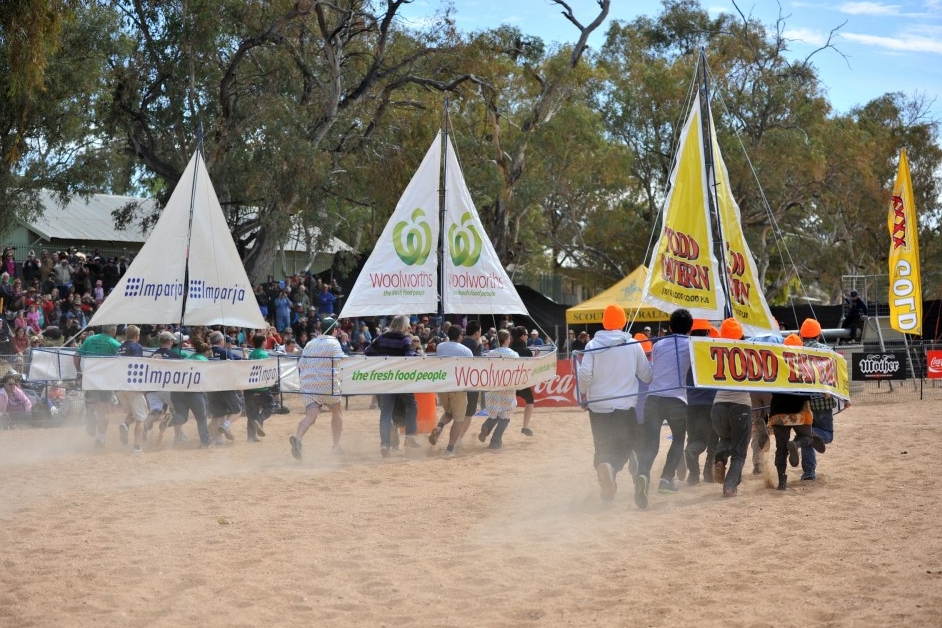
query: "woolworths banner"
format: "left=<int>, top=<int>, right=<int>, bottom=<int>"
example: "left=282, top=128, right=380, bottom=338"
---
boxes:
left=338, top=352, right=558, bottom=394
left=688, top=338, right=850, bottom=400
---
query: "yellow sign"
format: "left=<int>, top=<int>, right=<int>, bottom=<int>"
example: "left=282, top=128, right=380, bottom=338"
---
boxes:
left=888, top=148, right=922, bottom=335
left=689, top=338, right=849, bottom=400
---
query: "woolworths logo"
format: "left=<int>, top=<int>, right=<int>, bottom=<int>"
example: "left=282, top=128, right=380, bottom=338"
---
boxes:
left=392, top=208, right=433, bottom=265
left=448, top=211, right=483, bottom=267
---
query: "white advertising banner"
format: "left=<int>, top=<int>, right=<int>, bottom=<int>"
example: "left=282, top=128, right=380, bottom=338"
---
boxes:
left=81, top=357, right=282, bottom=392
left=337, top=352, right=558, bottom=394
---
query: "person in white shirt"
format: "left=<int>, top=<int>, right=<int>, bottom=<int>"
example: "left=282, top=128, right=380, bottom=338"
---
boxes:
left=577, top=304, right=653, bottom=503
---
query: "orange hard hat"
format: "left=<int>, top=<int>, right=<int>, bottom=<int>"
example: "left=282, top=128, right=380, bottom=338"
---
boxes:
left=783, top=333, right=803, bottom=347
left=719, top=317, right=743, bottom=340
left=633, top=332, right=653, bottom=354
left=800, top=318, right=822, bottom=339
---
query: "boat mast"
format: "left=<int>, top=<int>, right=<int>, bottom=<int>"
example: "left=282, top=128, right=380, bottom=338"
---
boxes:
left=697, top=49, right=734, bottom=319
left=178, top=123, right=203, bottom=335
left=437, top=101, right=449, bottom=327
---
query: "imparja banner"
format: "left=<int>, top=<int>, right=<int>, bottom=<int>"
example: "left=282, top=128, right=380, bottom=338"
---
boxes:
left=82, top=357, right=282, bottom=392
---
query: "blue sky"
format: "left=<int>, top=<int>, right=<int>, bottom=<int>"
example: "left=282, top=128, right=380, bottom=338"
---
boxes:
left=399, top=0, right=942, bottom=120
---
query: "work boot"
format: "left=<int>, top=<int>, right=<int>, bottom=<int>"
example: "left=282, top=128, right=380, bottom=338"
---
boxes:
left=777, top=474, right=787, bottom=491
left=489, top=418, right=510, bottom=449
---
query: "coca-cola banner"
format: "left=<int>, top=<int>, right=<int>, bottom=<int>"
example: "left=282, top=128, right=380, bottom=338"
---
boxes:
left=851, top=351, right=908, bottom=381
left=927, top=351, right=942, bottom=379
left=526, top=359, right=579, bottom=407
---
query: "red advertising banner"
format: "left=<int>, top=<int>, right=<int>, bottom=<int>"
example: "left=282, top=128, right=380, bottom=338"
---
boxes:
left=927, top=350, right=942, bottom=379
left=525, top=359, right=579, bottom=407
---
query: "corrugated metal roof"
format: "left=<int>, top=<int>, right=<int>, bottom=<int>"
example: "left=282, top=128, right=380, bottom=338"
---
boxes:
left=27, top=189, right=352, bottom=254
left=30, top=189, right=157, bottom=242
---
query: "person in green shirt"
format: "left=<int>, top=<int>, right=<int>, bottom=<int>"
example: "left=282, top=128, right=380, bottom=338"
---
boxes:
left=176, top=338, right=212, bottom=447
left=73, top=324, right=121, bottom=447
left=244, top=333, right=275, bottom=442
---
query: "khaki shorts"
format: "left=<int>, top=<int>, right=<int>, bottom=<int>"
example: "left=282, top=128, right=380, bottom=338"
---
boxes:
left=437, top=391, right=468, bottom=420
left=303, top=393, right=342, bottom=408
left=115, top=391, right=149, bottom=422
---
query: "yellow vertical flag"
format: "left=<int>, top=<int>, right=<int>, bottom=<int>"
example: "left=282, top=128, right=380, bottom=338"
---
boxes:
left=888, top=148, right=922, bottom=334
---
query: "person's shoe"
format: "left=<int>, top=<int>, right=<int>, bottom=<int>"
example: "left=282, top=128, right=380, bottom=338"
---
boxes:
left=94, top=438, right=105, bottom=449
left=787, top=440, right=800, bottom=467
left=252, top=420, right=266, bottom=438
left=633, top=475, right=649, bottom=509
left=119, top=422, right=129, bottom=445
left=713, top=460, right=726, bottom=483
left=777, top=475, right=787, bottom=491
left=428, top=425, right=442, bottom=446
left=161, top=412, right=174, bottom=429
left=478, top=425, right=488, bottom=443
left=131, top=445, right=142, bottom=454
left=597, top=463, right=616, bottom=502
left=686, top=474, right=700, bottom=486
left=812, top=436, right=826, bottom=454
left=173, top=432, right=188, bottom=444
left=752, top=463, right=762, bottom=475
left=404, top=435, right=421, bottom=448
left=658, top=478, right=680, bottom=494
left=331, top=444, right=344, bottom=455
left=723, top=486, right=738, bottom=498
left=801, top=475, right=816, bottom=482
left=488, top=442, right=501, bottom=450
left=444, top=446, right=455, bottom=458
left=218, top=422, right=234, bottom=441
left=521, top=427, right=533, bottom=437
left=380, top=445, right=391, bottom=458
left=247, top=436, right=261, bottom=443
left=289, top=436, right=302, bottom=460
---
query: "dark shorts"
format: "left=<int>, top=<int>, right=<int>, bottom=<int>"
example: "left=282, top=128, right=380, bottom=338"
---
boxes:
left=208, top=390, right=244, bottom=418
left=516, top=387, right=534, bottom=405
left=85, top=390, right=113, bottom=404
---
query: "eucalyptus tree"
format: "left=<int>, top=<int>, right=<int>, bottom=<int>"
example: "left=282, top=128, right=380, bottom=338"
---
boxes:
left=102, top=0, right=468, bottom=284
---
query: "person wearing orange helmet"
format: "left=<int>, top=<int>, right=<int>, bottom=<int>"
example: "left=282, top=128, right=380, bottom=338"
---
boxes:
left=634, top=308, right=693, bottom=507
left=798, top=318, right=839, bottom=481
left=577, top=305, right=653, bottom=503
left=710, top=318, right=754, bottom=497
left=684, top=319, right=718, bottom=485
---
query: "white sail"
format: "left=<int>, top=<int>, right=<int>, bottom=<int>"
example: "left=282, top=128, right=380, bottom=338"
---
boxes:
left=442, top=135, right=528, bottom=314
left=338, top=135, right=442, bottom=318
left=87, top=150, right=267, bottom=330
left=340, top=131, right=530, bottom=319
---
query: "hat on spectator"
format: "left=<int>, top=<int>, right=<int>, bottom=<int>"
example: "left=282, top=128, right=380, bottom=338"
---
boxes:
left=602, top=304, right=627, bottom=330
left=321, top=317, right=338, bottom=333
left=799, top=318, right=822, bottom=339
left=172, top=331, right=189, bottom=344
left=158, top=330, right=175, bottom=343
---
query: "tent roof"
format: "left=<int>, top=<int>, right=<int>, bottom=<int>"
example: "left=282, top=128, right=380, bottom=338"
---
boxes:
left=566, top=266, right=668, bottom=324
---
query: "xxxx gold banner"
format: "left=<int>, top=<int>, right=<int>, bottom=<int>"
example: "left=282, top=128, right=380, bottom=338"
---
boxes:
left=888, top=148, right=922, bottom=334
left=689, top=338, right=849, bottom=400
left=643, top=93, right=726, bottom=319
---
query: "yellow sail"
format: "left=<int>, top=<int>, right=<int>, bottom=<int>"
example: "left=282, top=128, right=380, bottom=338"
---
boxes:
left=888, top=148, right=922, bottom=334
left=643, top=91, right=777, bottom=336
left=642, top=93, right=726, bottom=318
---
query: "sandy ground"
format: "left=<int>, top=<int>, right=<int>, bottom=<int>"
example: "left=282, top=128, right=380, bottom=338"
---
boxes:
left=1, top=395, right=940, bottom=628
